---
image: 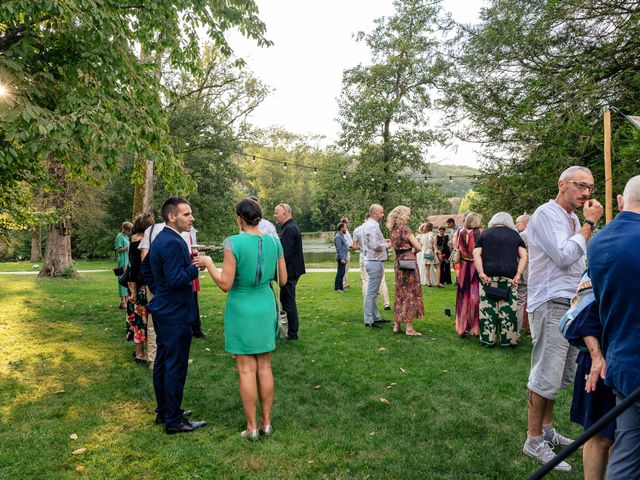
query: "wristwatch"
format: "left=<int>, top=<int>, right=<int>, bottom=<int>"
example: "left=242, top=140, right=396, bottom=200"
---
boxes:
left=584, top=220, right=596, bottom=229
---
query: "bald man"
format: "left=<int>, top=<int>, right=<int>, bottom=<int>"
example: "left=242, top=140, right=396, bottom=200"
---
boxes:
left=515, top=214, right=531, bottom=333
left=588, top=175, right=640, bottom=479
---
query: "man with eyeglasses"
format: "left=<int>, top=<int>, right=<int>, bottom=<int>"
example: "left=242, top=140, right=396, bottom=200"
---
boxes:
left=522, top=166, right=603, bottom=471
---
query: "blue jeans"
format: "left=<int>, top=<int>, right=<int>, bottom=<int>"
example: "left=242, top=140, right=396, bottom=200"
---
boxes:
left=606, top=393, right=640, bottom=479
left=335, top=260, right=346, bottom=290
left=364, top=260, right=384, bottom=325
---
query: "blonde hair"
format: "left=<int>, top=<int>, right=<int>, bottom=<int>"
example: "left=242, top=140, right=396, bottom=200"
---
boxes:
left=464, top=212, right=482, bottom=229
left=386, top=205, right=410, bottom=231
left=418, top=223, right=427, bottom=234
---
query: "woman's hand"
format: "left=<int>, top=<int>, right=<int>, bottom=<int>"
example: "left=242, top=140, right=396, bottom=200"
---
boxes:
left=193, top=255, right=213, bottom=270
left=479, top=272, right=491, bottom=285
left=511, top=273, right=521, bottom=288
left=586, top=354, right=606, bottom=393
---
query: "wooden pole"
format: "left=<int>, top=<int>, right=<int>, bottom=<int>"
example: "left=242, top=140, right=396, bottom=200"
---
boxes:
left=604, top=108, right=613, bottom=224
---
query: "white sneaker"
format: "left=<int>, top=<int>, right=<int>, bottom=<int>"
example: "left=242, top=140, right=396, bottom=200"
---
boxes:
left=523, top=439, right=571, bottom=472
left=544, top=427, right=574, bottom=447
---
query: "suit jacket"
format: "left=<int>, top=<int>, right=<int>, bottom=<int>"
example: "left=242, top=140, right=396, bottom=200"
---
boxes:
left=145, top=227, right=199, bottom=323
left=334, top=232, right=348, bottom=261
left=279, top=218, right=306, bottom=280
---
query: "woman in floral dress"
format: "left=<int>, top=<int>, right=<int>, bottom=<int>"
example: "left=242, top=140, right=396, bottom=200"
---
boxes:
left=387, top=206, right=424, bottom=336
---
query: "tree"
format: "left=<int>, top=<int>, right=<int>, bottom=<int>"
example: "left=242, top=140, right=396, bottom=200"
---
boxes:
left=447, top=0, right=640, bottom=219
left=0, top=1, right=270, bottom=274
left=337, top=0, right=452, bottom=210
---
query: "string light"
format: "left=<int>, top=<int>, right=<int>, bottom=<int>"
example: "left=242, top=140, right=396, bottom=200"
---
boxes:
left=236, top=151, right=479, bottom=183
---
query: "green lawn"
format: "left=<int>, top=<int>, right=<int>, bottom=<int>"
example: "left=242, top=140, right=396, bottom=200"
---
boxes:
left=0, top=269, right=583, bottom=479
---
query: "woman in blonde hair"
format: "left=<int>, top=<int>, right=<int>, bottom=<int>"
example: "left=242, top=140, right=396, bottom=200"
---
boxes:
left=416, top=222, right=437, bottom=286
left=387, top=206, right=424, bottom=336
left=455, top=212, right=483, bottom=337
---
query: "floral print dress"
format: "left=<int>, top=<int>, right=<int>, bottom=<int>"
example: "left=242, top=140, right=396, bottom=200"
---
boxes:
left=391, top=226, right=424, bottom=323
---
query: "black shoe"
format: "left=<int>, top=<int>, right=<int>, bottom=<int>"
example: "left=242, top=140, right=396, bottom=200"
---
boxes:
left=286, top=336, right=298, bottom=341
left=165, top=420, right=206, bottom=434
left=192, top=331, right=206, bottom=339
left=374, top=319, right=391, bottom=324
left=383, top=306, right=391, bottom=311
left=155, top=410, right=193, bottom=425
left=365, top=323, right=381, bottom=328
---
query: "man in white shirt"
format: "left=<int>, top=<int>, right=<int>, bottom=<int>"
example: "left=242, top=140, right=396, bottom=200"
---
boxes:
left=361, top=204, right=392, bottom=328
left=353, top=214, right=390, bottom=310
left=522, top=166, right=603, bottom=471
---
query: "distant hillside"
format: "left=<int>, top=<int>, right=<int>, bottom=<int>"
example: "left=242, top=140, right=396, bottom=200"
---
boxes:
left=427, top=163, right=479, bottom=198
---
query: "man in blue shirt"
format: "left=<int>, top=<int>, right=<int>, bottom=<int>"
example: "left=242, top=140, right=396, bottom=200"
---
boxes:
left=334, top=222, right=348, bottom=292
left=588, top=175, right=640, bottom=479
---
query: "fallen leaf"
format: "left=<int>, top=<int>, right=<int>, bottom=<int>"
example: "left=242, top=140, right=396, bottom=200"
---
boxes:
left=188, top=359, right=193, bottom=364
left=390, top=382, right=397, bottom=386
left=54, top=389, right=65, bottom=394
left=314, top=385, right=320, bottom=389
left=399, top=368, right=406, bottom=373
left=379, top=397, right=390, bottom=405
left=75, top=465, right=85, bottom=473
left=307, top=460, right=314, bottom=464
left=205, top=348, right=210, bottom=352
left=69, top=433, right=78, bottom=440
left=442, top=369, right=448, bottom=373
left=71, top=448, right=87, bottom=455
left=377, top=347, right=386, bottom=351
left=369, top=431, right=376, bottom=436
left=431, top=337, right=436, bottom=340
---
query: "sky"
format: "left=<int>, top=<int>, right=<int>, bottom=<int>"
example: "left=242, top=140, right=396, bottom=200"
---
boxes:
left=228, top=1, right=486, bottom=168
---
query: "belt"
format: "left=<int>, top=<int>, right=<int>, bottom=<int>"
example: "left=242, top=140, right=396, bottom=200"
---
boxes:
left=395, top=248, right=412, bottom=255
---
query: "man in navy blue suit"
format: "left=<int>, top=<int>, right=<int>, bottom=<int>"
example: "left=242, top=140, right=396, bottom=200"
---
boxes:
left=145, top=197, right=206, bottom=434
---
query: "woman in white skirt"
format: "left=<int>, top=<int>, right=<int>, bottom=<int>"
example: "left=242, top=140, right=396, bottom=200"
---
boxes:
left=416, top=222, right=438, bottom=286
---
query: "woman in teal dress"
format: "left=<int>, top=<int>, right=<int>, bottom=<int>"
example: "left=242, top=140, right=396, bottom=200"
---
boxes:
left=196, top=199, right=287, bottom=441
left=115, top=222, right=132, bottom=309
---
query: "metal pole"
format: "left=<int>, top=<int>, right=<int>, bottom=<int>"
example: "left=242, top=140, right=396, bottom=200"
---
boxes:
left=604, top=108, right=613, bottom=223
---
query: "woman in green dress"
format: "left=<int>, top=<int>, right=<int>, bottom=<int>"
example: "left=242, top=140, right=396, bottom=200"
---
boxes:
left=196, top=199, right=287, bottom=441
left=115, top=222, right=133, bottom=309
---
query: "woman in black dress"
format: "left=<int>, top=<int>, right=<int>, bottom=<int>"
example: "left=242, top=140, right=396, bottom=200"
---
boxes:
left=436, top=225, right=452, bottom=286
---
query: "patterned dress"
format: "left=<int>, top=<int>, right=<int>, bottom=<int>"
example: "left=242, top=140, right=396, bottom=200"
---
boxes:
left=455, top=228, right=481, bottom=336
left=126, top=239, right=147, bottom=344
left=391, top=226, right=424, bottom=323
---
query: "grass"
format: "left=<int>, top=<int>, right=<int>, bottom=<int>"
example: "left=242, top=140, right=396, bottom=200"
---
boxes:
left=0, top=268, right=584, bottom=479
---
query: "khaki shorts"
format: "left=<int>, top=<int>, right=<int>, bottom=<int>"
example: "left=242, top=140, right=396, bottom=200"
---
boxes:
left=527, top=299, right=578, bottom=400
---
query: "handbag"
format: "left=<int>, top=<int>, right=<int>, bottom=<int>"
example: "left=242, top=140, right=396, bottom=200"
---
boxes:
left=113, top=266, right=124, bottom=276
left=449, top=248, right=461, bottom=264
left=118, top=266, right=130, bottom=288
left=484, top=284, right=509, bottom=301
left=424, top=252, right=435, bottom=261
left=270, top=236, right=288, bottom=340
left=398, top=258, right=416, bottom=270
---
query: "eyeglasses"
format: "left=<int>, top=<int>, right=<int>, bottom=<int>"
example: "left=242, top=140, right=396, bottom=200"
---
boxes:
left=566, top=180, right=596, bottom=194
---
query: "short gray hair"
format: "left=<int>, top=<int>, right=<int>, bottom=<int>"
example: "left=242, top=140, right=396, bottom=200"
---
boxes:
left=276, top=203, right=291, bottom=214
left=623, top=175, right=640, bottom=207
left=488, top=212, right=516, bottom=230
left=559, top=166, right=592, bottom=181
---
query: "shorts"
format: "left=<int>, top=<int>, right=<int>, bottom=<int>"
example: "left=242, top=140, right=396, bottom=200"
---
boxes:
left=527, top=299, right=579, bottom=400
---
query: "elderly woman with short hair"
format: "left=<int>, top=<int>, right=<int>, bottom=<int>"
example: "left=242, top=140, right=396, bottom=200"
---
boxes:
left=473, top=212, right=527, bottom=347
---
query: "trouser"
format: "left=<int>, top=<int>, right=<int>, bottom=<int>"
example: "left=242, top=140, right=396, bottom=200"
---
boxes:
left=479, top=277, right=518, bottom=347
left=280, top=277, right=299, bottom=339
left=192, top=291, right=202, bottom=334
left=343, top=252, right=351, bottom=288
left=335, top=261, right=346, bottom=290
left=145, top=286, right=157, bottom=364
left=152, top=319, right=192, bottom=426
left=606, top=393, right=640, bottom=479
left=364, top=260, right=385, bottom=325
left=359, top=263, right=390, bottom=307
left=516, top=283, right=528, bottom=331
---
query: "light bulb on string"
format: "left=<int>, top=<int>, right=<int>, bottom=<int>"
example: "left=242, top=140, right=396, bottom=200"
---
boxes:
left=397, top=176, right=402, bottom=184
left=371, top=177, right=375, bottom=182
left=252, top=155, right=256, bottom=163
left=313, top=166, right=318, bottom=175
left=424, top=176, right=428, bottom=183
left=449, top=176, right=453, bottom=182
left=342, top=172, right=347, bottom=179
left=283, top=162, right=288, bottom=170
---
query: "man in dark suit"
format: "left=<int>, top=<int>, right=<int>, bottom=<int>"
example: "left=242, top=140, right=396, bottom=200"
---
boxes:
left=144, top=197, right=206, bottom=434
left=274, top=203, right=305, bottom=340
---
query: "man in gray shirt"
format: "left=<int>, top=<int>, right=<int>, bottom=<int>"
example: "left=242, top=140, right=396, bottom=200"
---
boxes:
left=361, top=204, right=391, bottom=328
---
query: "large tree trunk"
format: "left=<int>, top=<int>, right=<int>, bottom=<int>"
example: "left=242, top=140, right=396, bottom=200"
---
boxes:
left=30, top=227, right=42, bottom=262
left=39, top=160, right=76, bottom=277
left=132, top=157, right=154, bottom=217
left=39, top=220, right=73, bottom=277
